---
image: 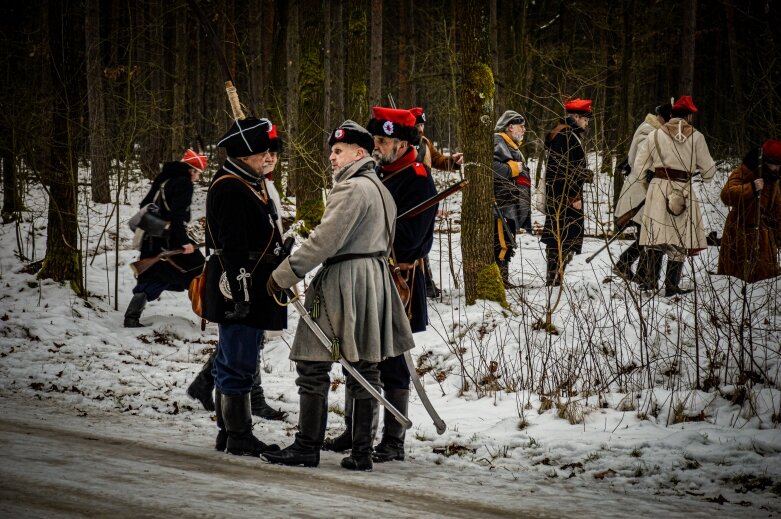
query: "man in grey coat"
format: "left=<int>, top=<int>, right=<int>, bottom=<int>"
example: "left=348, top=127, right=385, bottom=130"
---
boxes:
left=263, top=121, right=416, bottom=471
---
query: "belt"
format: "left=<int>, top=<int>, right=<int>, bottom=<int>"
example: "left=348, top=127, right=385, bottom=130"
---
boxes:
left=212, top=249, right=279, bottom=264
left=323, top=251, right=386, bottom=267
left=654, top=168, right=690, bottom=182
left=395, top=259, right=422, bottom=271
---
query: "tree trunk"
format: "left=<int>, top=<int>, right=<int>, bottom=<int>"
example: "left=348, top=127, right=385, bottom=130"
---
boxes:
left=1, top=145, right=18, bottom=223
left=369, top=0, right=382, bottom=107
left=323, top=0, right=333, bottom=157
left=85, top=0, right=111, bottom=203
left=679, top=0, right=696, bottom=95
left=170, top=0, right=188, bottom=153
left=293, top=0, right=326, bottom=230
left=285, top=0, right=300, bottom=197
left=397, top=0, right=410, bottom=106
left=489, top=0, right=499, bottom=112
left=39, top=0, right=83, bottom=294
left=139, top=0, right=164, bottom=179
left=612, top=0, right=634, bottom=207
left=455, top=0, right=505, bottom=306
left=346, top=2, right=369, bottom=123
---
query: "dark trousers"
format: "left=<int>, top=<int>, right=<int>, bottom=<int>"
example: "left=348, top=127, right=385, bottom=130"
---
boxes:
left=213, top=323, right=264, bottom=396
left=132, top=281, right=172, bottom=302
left=300, top=360, right=381, bottom=400
left=379, top=354, right=410, bottom=391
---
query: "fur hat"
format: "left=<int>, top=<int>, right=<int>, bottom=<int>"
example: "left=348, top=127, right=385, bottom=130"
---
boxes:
left=181, top=149, right=208, bottom=172
left=366, top=107, right=418, bottom=143
left=328, top=120, right=375, bottom=154
left=494, top=110, right=526, bottom=132
left=217, top=117, right=273, bottom=157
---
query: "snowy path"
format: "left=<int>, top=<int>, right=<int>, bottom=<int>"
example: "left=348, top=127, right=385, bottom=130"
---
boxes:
left=0, top=392, right=760, bottom=519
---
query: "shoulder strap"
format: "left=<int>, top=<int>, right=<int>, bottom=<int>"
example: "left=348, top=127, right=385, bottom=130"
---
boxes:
left=153, top=180, right=171, bottom=211
left=363, top=173, right=396, bottom=259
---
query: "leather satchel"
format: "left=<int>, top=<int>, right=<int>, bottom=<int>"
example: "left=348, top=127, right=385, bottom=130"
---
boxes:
left=188, top=266, right=207, bottom=318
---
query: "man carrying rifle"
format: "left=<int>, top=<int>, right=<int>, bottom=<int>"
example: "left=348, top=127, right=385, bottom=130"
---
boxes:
left=124, top=149, right=207, bottom=328
left=613, top=103, right=671, bottom=282
left=201, top=117, right=288, bottom=457
left=264, top=121, right=415, bottom=471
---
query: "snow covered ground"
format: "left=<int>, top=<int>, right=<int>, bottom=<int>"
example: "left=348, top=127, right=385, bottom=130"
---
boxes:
left=1, top=161, right=780, bottom=518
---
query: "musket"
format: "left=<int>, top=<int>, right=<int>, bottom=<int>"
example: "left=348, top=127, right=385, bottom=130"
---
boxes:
left=585, top=201, right=645, bottom=264
left=397, top=179, right=469, bottom=221
left=130, top=243, right=205, bottom=277
left=284, top=288, right=412, bottom=431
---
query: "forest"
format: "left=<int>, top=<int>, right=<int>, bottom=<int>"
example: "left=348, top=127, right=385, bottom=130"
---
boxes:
left=0, top=0, right=780, bottom=298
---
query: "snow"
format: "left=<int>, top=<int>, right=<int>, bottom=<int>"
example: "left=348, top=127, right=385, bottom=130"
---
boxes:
left=0, top=161, right=780, bottom=517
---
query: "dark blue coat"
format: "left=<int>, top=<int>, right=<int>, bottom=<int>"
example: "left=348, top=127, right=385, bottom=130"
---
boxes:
left=202, top=160, right=287, bottom=330
left=137, top=161, right=204, bottom=290
left=379, top=148, right=437, bottom=333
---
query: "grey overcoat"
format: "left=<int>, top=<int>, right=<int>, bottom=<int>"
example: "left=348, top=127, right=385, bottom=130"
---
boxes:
left=272, top=157, right=416, bottom=363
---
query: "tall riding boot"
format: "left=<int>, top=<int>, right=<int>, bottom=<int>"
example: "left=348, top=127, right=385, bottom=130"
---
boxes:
left=664, top=261, right=693, bottom=297
left=545, top=248, right=561, bottom=287
left=372, top=389, right=409, bottom=463
left=323, top=387, right=353, bottom=452
left=499, top=261, right=513, bottom=287
left=187, top=354, right=215, bottom=412
left=614, top=241, right=640, bottom=280
left=341, top=398, right=378, bottom=471
left=214, top=388, right=227, bottom=452
left=123, top=293, right=147, bottom=328
left=250, top=386, right=288, bottom=421
left=222, top=393, right=280, bottom=457
left=639, top=249, right=663, bottom=292
left=262, top=393, right=326, bottom=467
left=424, top=256, right=441, bottom=298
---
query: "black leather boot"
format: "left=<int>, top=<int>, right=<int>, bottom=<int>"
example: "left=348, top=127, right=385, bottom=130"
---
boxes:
left=372, top=389, right=408, bottom=463
left=545, top=248, right=561, bottom=287
left=639, top=249, right=664, bottom=292
left=323, top=388, right=353, bottom=452
left=262, top=393, right=326, bottom=467
left=664, top=261, right=693, bottom=297
left=214, top=388, right=227, bottom=452
left=250, top=386, right=288, bottom=421
left=222, top=393, right=279, bottom=457
left=424, top=256, right=441, bottom=298
left=187, top=355, right=215, bottom=412
left=341, top=398, right=377, bottom=471
left=123, top=293, right=147, bottom=328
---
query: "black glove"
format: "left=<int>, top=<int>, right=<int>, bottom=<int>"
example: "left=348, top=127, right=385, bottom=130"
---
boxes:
left=224, top=301, right=250, bottom=321
left=266, top=275, right=283, bottom=297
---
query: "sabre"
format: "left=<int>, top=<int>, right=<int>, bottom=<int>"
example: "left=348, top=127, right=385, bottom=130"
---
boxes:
left=284, top=289, right=413, bottom=430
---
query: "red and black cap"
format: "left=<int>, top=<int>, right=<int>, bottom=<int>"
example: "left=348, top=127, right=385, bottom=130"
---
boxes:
left=366, top=107, right=419, bottom=143
left=671, top=95, right=698, bottom=117
left=763, top=139, right=781, bottom=165
left=410, top=107, right=426, bottom=125
left=329, top=120, right=375, bottom=154
left=268, top=123, right=284, bottom=153
left=564, top=98, right=593, bottom=118
left=181, top=148, right=208, bottom=173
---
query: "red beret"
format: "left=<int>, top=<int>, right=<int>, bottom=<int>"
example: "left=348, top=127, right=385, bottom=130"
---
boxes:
left=672, top=95, right=698, bottom=114
left=564, top=98, right=593, bottom=115
left=763, top=139, right=781, bottom=163
left=367, top=107, right=418, bottom=142
left=181, top=148, right=208, bottom=172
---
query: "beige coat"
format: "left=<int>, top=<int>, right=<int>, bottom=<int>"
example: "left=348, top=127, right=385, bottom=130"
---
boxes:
left=635, top=118, right=716, bottom=251
left=615, top=114, right=661, bottom=224
left=272, top=157, right=416, bottom=363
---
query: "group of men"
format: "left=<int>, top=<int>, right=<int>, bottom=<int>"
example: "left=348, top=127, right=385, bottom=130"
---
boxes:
left=181, top=107, right=440, bottom=472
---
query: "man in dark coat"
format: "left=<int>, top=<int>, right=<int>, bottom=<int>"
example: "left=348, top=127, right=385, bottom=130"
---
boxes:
left=124, top=149, right=207, bottom=327
left=201, top=117, right=288, bottom=457
left=186, top=127, right=288, bottom=425
left=541, top=98, right=594, bottom=286
left=370, top=106, right=437, bottom=463
left=493, top=110, right=531, bottom=286
left=718, top=139, right=781, bottom=282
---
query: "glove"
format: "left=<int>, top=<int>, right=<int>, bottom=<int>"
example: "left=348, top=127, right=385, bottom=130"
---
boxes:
left=266, top=275, right=283, bottom=297
left=224, top=301, right=250, bottom=321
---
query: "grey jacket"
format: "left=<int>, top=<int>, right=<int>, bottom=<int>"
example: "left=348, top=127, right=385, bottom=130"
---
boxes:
left=272, top=157, right=416, bottom=362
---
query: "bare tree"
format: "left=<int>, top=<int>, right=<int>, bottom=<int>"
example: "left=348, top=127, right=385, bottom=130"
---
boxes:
left=369, top=0, right=382, bottom=106
left=85, top=0, right=111, bottom=203
left=678, top=0, right=696, bottom=95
